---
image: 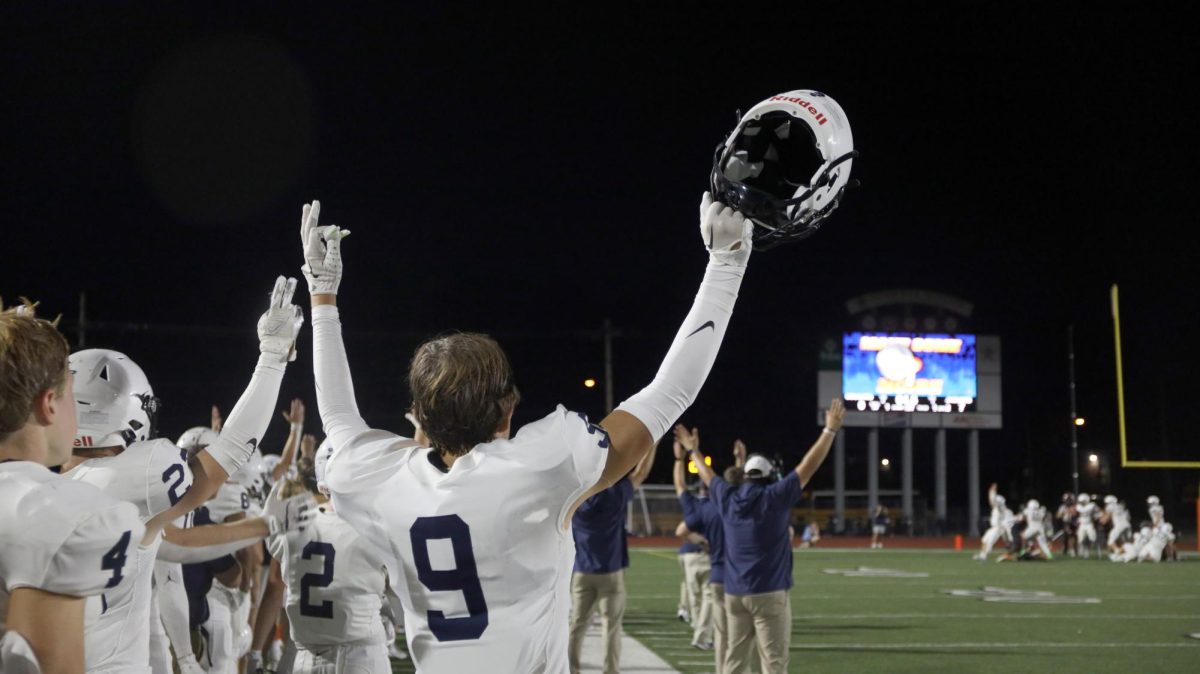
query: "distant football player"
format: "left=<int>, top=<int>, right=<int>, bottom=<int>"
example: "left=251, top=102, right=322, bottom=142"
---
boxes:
left=307, top=190, right=753, bottom=672
left=0, top=298, right=145, bottom=673
left=1074, top=493, right=1098, bottom=559
left=1138, top=522, right=1175, bottom=563
left=974, top=483, right=1013, bottom=560
left=1019, top=499, right=1053, bottom=560
left=1055, top=492, right=1077, bottom=556
left=687, top=400, right=844, bottom=674
left=1103, top=495, right=1131, bottom=553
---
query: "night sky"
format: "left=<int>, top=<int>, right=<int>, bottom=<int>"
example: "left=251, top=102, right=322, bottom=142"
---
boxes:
left=4, top=5, right=1196, bottom=523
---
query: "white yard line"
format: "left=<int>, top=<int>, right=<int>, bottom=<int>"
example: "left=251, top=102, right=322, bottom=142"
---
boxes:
left=577, top=622, right=679, bottom=673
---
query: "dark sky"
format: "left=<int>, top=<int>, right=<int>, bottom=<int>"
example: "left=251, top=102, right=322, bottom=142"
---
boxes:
left=4, top=4, right=1197, bottom=518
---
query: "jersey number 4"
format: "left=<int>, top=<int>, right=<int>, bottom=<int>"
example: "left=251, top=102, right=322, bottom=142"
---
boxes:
left=102, top=530, right=132, bottom=588
left=410, top=515, right=489, bottom=641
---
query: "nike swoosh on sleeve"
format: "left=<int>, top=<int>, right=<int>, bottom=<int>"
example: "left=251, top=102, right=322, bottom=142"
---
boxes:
left=686, top=321, right=716, bottom=338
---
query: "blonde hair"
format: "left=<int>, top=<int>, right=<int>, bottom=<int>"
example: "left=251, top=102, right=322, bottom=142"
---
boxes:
left=408, top=333, right=519, bottom=456
left=0, top=298, right=70, bottom=442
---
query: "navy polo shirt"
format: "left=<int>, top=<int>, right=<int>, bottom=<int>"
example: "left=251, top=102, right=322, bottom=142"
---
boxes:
left=572, top=477, right=635, bottom=574
left=680, top=492, right=726, bottom=584
left=709, top=471, right=802, bottom=596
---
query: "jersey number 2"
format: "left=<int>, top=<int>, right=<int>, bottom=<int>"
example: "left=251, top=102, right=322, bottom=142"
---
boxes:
left=300, top=541, right=336, bottom=618
left=410, top=515, right=489, bottom=641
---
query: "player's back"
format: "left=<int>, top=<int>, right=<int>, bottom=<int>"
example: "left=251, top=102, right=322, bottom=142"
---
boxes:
left=274, top=507, right=387, bottom=648
left=1077, top=502, right=1096, bottom=524
left=0, top=461, right=143, bottom=615
left=64, top=439, right=192, bottom=673
left=326, top=406, right=608, bottom=673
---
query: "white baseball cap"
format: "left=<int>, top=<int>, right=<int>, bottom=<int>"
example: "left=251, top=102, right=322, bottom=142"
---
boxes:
left=744, top=455, right=773, bottom=478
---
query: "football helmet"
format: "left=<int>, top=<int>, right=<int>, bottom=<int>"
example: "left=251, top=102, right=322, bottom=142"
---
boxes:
left=993, top=494, right=1006, bottom=507
left=314, top=437, right=335, bottom=495
left=1077, top=493, right=1090, bottom=505
left=1027, top=499, right=1040, bottom=511
left=1146, top=495, right=1160, bottom=505
left=70, top=349, right=159, bottom=449
left=1104, top=494, right=1117, bottom=505
left=177, top=426, right=220, bottom=457
left=230, top=448, right=267, bottom=506
left=710, top=90, right=856, bottom=249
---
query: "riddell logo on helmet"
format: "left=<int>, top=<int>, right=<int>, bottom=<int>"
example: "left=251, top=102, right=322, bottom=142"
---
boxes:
left=74, top=436, right=94, bottom=447
left=769, top=96, right=828, bottom=125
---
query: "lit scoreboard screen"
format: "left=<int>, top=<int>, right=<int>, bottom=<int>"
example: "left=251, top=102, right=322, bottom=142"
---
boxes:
left=843, top=333, right=978, bottom=413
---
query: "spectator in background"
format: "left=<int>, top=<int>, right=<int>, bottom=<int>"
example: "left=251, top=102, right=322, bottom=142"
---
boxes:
left=870, top=504, right=890, bottom=549
left=688, top=399, right=844, bottom=674
left=568, top=443, right=657, bottom=674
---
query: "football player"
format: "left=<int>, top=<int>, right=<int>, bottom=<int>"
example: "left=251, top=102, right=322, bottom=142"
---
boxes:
left=1054, top=492, right=1077, bottom=557
left=1102, top=495, right=1131, bottom=553
left=1019, top=499, right=1053, bottom=560
left=64, top=277, right=300, bottom=673
left=1138, top=522, right=1175, bottom=563
left=306, top=186, right=753, bottom=672
left=0, top=298, right=145, bottom=673
left=267, top=438, right=390, bottom=673
left=974, top=483, right=1013, bottom=560
left=1075, top=493, right=1098, bottom=559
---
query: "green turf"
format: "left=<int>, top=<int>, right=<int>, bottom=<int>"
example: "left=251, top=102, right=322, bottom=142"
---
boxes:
left=389, top=548, right=1200, bottom=673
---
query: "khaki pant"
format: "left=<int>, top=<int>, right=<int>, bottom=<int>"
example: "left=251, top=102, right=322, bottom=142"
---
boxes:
left=568, top=570, right=625, bottom=674
left=680, top=552, right=712, bottom=645
left=711, top=583, right=727, bottom=674
left=724, top=589, right=791, bottom=674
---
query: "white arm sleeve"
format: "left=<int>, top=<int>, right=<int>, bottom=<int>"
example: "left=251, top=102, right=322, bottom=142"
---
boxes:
left=156, top=538, right=256, bottom=564
left=153, top=561, right=195, bottom=661
left=312, top=304, right=371, bottom=449
left=615, top=261, right=745, bottom=442
left=204, top=354, right=288, bottom=477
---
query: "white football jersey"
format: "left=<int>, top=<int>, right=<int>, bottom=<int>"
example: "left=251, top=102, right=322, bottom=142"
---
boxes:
left=1076, top=502, right=1097, bottom=527
left=0, top=461, right=143, bottom=598
left=1022, top=505, right=1046, bottom=531
left=271, top=507, right=388, bottom=648
left=65, top=439, right=192, bottom=673
left=1106, top=502, right=1130, bottom=527
left=325, top=406, right=609, bottom=674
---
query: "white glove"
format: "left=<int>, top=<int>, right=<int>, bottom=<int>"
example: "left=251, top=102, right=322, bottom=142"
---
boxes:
left=700, top=191, right=753, bottom=267
left=258, top=276, right=304, bottom=362
left=246, top=651, right=263, bottom=674
left=176, top=654, right=206, bottom=674
left=300, top=200, right=351, bottom=295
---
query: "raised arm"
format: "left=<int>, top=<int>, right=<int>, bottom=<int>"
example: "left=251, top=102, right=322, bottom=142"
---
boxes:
left=672, top=439, right=688, bottom=496
left=988, top=483, right=998, bottom=509
left=675, top=424, right=715, bottom=487
left=147, top=277, right=302, bottom=542
left=302, top=200, right=371, bottom=450
left=795, top=398, right=844, bottom=488
left=273, top=398, right=305, bottom=483
left=587, top=196, right=751, bottom=500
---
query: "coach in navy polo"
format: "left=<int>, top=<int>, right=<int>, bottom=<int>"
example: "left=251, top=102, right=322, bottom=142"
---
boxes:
left=568, top=446, right=655, bottom=674
left=687, top=399, right=844, bottom=674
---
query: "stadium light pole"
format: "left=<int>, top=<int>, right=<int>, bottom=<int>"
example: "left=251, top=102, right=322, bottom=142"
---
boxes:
left=1069, top=324, right=1080, bottom=495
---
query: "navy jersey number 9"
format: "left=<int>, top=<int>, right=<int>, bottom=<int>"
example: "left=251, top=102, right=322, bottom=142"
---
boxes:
left=299, top=541, right=336, bottom=618
left=410, top=515, right=488, bottom=641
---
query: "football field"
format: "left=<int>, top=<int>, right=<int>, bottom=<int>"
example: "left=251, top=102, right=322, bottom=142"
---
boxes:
left=389, top=546, right=1199, bottom=673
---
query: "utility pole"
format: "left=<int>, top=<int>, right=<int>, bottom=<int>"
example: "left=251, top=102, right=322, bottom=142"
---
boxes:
left=1069, top=324, right=1080, bottom=495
